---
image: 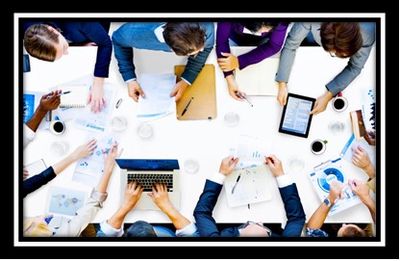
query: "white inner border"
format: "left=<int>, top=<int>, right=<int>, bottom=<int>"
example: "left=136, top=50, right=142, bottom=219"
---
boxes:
left=14, top=12, right=386, bottom=247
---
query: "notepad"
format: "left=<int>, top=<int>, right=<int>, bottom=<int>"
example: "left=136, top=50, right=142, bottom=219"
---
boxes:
left=234, top=57, right=279, bottom=96
left=224, top=165, right=273, bottom=207
left=59, top=84, right=89, bottom=108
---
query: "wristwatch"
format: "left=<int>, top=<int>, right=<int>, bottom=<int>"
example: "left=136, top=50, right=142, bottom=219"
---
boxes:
left=323, top=197, right=332, bottom=208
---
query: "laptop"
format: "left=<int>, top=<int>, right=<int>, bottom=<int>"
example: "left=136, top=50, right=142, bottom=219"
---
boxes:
left=116, top=159, right=180, bottom=210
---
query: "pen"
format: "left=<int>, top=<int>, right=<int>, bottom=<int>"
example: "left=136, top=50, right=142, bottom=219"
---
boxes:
left=231, top=173, right=242, bottom=194
left=235, top=91, right=253, bottom=107
left=181, top=97, right=194, bottom=116
left=61, top=91, right=71, bottom=95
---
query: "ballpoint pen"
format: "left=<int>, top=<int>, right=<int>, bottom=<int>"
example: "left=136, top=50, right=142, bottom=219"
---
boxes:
left=181, top=97, right=194, bottom=116
left=231, top=173, right=242, bottom=194
left=235, top=91, right=253, bottom=107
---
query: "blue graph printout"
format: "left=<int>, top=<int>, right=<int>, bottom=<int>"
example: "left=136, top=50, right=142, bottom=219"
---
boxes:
left=281, top=96, right=313, bottom=134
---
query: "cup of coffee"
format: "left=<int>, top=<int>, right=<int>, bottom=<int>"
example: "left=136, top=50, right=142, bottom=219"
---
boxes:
left=50, top=120, right=66, bottom=135
left=332, top=96, right=348, bottom=112
left=311, top=139, right=327, bottom=155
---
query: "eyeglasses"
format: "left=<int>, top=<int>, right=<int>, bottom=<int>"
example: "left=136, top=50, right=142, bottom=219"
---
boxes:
left=238, top=221, right=272, bottom=237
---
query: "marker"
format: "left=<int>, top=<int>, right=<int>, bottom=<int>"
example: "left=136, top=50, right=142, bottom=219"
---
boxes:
left=231, top=173, right=242, bottom=194
left=181, top=97, right=194, bottom=116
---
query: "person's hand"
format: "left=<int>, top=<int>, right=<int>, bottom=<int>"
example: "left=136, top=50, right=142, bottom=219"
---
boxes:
left=277, top=82, right=288, bottom=106
left=226, top=75, right=245, bottom=101
left=310, top=91, right=334, bottom=115
left=23, top=168, right=29, bottom=180
left=103, top=142, right=122, bottom=172
left=87, top=77, right=106, bottom=113
left=352, top=146, right=373, bottom=171
left=70, top=139, right=97, bottom=161
left=127, top=81, right=145, bottom=102
left=217, top=52, right=239, bottom=72
left=219, top=156, right=239, bottom=176
left=148, top=183, right=173, bottom=211
left=328, top=180, right=344, bottom=204
left=170, top=80, right=189, bottom=102
left=39, top=90, right=61, bottom=112
left=349, top=179, right=371, bottom=203
left=121, top=181, right=143, bottom=211
left=265, top=155, right=284, bottom=177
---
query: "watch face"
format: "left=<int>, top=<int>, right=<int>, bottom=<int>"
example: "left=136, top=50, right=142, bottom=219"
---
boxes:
left=324, top=198, right=331, bottom=207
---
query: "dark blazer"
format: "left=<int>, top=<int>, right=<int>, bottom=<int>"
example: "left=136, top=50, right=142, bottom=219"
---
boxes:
left=193, top=179, right=306, bottom=237
left=23, top=166, right=56, bottom=198
left=24, top=22, right=112, bottom=78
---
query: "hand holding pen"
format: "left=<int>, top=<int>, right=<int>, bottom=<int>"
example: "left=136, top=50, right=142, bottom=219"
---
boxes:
left=234, top=91, right=253, bottom=107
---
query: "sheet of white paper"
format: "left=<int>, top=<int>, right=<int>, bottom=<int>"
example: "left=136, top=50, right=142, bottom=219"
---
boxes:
left=73, top=132, right=118, bottom=187
left=224, top=165, right=273, bottom=207
left=74, top=82, right=115, bottom=132
left=136, top=73, right=176, bottom=119
left=228, top=135, right=269, bottom=169
left=47, top=186, right=86, bottom=217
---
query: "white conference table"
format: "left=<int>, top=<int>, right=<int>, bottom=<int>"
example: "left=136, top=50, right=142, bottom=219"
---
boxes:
left=23, top=24, right=376, bottom=226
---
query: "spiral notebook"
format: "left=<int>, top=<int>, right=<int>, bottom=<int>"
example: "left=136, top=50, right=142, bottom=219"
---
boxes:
left=59, top=84, right=89, bottom=108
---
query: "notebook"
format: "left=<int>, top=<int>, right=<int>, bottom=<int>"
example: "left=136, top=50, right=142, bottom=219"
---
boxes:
left=59, top=84, right=89, bottom=108
left=234, top=57, right=279, bottom=96
left=224, top=165, right=273, bottom=207
left=175, top=64, right=217, bottom=120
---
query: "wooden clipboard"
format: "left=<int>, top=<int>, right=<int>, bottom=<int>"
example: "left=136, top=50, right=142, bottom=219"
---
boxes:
left=175, top=64, right=217, bottom=120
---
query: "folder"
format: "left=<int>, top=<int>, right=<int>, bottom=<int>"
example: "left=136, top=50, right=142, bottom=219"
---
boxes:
left=175, top=64, right=217, bottom=120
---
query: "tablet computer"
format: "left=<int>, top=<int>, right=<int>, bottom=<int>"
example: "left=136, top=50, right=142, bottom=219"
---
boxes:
left=279, top=93, right=316, bottom=138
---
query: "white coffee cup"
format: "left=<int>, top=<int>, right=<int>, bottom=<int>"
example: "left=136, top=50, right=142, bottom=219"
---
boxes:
left=311, top=139, right=328, bottom=155
left=332, top=96, right=348, bottom=112
left=50, top=120, right=66, bottom=135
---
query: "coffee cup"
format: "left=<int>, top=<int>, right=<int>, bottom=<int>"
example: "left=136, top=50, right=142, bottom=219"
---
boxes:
left=50, top=120, right=66, bottom=135
left=332, top=96, right=348, bottom=112
left=311, top=139, right=327, bottom=155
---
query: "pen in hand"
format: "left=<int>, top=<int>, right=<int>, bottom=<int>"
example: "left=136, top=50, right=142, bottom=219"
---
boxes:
left=181, top=97, right=194, bottom=116
left=234, top=91, right=253, bottom=107
left=231, top=173, right=242, bottom=194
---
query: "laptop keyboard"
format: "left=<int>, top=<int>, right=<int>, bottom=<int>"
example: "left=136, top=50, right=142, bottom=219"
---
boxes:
left=127, top=173, right=173, bottom=192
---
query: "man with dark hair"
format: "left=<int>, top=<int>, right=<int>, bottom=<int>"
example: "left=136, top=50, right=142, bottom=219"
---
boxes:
left=276, top=22, right=375, bottom=114
left=216, top=21, right=288, bottom=100
left=112, top=22, right=214, bottom=102
left=97, top=183, right=198, bottom=237
left=193, top=155, right=306, bottom=237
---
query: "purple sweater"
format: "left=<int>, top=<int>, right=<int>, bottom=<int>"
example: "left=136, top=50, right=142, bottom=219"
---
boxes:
left=216, top=22, right=288, bottom=77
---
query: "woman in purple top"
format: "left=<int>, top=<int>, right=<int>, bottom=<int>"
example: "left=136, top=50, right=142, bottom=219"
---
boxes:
left=216, top=22, right=289, bottom=100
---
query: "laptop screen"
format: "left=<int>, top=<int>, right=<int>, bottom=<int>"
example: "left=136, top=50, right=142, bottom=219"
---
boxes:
left=116, top=159, right=179, bottom=171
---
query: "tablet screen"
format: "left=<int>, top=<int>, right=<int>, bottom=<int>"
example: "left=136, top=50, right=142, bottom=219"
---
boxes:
left=279, top=93, right=315, bottom=138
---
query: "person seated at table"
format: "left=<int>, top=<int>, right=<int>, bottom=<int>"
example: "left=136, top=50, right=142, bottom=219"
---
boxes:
left=23, top=143, right=120, bottom=237
left=275, top=22, right=375, bottom=115
left=112, top=22, right=214, bottom=102
left=23, top=139, right=97, bottom=198
left=216, top=21, right=289, bottom=100
left=306, top=179, right=376, bottom=237
left=23, top=90, right=61, bottom=150
left=193, top=155, right=305, bottom=237
left=97, top=183, right=198, bottom=237
left=23, top=22, right=112, bottom=113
